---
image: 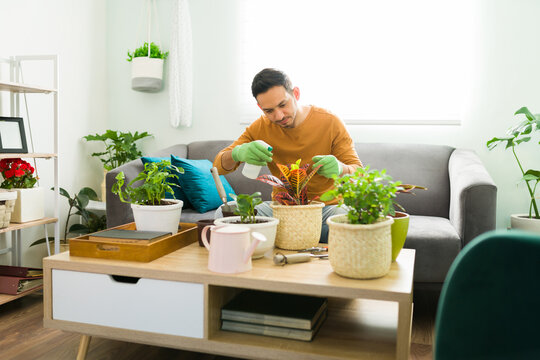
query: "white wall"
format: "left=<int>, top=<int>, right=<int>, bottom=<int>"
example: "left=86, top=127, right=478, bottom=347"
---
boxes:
left=0, top=0, right=107, bottom=266
left=106, top=0, right=540, bottom=230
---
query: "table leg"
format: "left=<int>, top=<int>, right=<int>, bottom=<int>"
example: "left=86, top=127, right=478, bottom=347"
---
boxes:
left=396, top=299, right=413, bottom=360
left=76, top=335, right=92, bottom=360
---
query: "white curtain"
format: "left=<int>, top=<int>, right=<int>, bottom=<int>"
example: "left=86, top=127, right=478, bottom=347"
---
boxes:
left=169, top=0, right=193, bottom=127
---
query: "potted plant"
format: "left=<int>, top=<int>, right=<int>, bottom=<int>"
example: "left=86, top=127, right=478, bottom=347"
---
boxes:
left=111, top=160, right=184, bottom=234
left=388, top=183, right=426, bottom=262
left=214, top=192, right=279, bottom=259
left=256, top=159, right=323, bottom=250
left=30, top=187, right=107, bottom=253
left=487, top=106, right=540, bottom=232
left=0, top=158, right=43, bottom=223
left=127, top=41, right=169, bottom=92
left=320, top=166, right=403, bottom=279
left=83, top=129, right=152, bottom=201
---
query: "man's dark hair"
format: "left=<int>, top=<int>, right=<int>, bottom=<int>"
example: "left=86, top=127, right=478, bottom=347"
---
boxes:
left=251, top=68, right=293, bottom=98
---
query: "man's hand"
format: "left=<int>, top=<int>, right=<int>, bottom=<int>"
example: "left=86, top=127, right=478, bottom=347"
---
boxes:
left=312, top=155, right=343, bottom=178
left=232, top=141, right=273, bottom=166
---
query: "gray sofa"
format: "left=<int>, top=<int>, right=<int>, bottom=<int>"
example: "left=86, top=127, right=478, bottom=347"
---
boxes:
left=106, top=140, right=497, bottom=288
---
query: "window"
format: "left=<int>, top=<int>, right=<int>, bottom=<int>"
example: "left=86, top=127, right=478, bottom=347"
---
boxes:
left=238, top=0, right=475, bottom=125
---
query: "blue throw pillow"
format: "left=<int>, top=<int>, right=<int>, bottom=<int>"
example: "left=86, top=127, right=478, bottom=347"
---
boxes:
left=140, top=156, right=192, bottom=208
left=170, top=155, right=236, bottom=213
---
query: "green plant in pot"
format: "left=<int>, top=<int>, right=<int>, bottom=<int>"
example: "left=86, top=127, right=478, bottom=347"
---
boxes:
left=214, top=192, right=279, bottom=259
left=256, top=159, right=323, bottom=250
left=127, top=42, right=169, bottom=92
left=111, top=160, right=185, bottom=235
left=30, top=187, right=107, bottom=251
left=83, top=129, right=152, bottom=201
left=487, top=106, right=540, bottom=232
left=321, top=166, right=402, bottom=279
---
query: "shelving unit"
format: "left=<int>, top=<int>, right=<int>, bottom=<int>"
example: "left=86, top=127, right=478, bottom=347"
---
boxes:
left=0, top=55, right=59, bottom=305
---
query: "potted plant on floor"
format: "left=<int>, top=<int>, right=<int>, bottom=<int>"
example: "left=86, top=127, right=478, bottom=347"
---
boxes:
left=320, top=166, right=403, bottom=279
left=214, top=192, right=279, bottom=259
left=256, top=159, right=323, bottom=250
left=127, top=41, right=169, bottom=92
left=0, top=158, right=43, bottom=223
left=487, top=106, right=540, bottom=232
left=30, top=187, right=107, bottom=253
left=112, top=160, right=184, bottom=234
left=83, top=129, right=152, bottom=201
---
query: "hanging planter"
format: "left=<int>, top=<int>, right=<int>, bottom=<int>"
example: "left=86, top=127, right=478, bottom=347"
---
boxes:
left=127, top=42, right=169, bottom=92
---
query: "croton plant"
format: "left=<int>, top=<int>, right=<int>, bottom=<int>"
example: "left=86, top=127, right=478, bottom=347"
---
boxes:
left=256, top=159, right=322, bottom=205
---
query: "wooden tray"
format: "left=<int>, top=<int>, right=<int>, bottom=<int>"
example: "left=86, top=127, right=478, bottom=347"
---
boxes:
left=69, top=222, right=197, bottom=262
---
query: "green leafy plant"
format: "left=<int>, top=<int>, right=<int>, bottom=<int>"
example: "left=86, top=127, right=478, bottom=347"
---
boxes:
left=126, top=42, right=169, bottom=62
left=112, top=160, right=183, bottom=205
left=487, top=106, right=540, bottom=219
left=321, top=166, right=404, bottom=225
left=256, top=159, right=322, bottom=205
left=30, top=187, right=106, bottom=246
left=83, top=130, right=152, bottom=171
left=231, top=192, right=262, bottom=224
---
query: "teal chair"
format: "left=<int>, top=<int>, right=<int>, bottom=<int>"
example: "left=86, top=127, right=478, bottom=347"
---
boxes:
left=434, top=230, right=540, bottom=360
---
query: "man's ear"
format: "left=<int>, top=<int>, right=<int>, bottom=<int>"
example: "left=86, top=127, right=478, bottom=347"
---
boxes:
left=293, top=87, right=300, bottom=100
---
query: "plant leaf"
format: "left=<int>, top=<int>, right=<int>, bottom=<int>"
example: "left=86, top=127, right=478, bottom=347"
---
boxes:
left=256, top=174, right=285, bottom=188
left=515, top=106, right=535, bottom=122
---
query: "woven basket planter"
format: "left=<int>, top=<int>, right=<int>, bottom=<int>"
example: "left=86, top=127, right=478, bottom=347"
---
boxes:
left=0, top=199, right=16, bottom=228
left=270, top=201, right=324, bottom=250
left=327, top=214, right=393, bottom=279
left=0, top=191, right=17, bottom=228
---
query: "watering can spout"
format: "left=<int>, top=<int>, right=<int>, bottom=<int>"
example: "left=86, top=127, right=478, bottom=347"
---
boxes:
left=244, top=232, right=266, bottom=263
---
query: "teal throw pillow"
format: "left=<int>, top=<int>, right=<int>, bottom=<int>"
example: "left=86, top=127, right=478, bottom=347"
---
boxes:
left=170, top=155, right=236, bottom=213
left=140, top=156, right=192, bottom=208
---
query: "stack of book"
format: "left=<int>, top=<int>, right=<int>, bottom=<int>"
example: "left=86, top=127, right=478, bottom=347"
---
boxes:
left=0, top=265, right=43, bottom=295
left=221, top=289, right=328, bottom=341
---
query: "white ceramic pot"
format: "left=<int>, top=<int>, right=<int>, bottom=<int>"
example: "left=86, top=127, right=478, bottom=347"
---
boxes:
left=327, top=214, right=393, bottom=279
left=131, top=57, right=164, bottom=92
left=131, top=199, right=183, bottom=235
left=11, top=187, right=44, bottom=223
left=214, top=216, right=279, bottom=259
left=510, top=214, right=540, bottom=233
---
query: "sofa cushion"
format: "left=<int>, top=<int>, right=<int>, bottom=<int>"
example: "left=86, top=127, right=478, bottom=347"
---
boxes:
left=405, top=215, right=461, bottom=283
left=140, top=156, right=192, bottom=208
left=355, top=143, right=454, bottom=218
left=171, top=155, right=236, bottom=213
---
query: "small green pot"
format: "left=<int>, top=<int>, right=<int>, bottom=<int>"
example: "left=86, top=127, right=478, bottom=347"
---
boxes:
left=391, top=211, right=410, bottom=262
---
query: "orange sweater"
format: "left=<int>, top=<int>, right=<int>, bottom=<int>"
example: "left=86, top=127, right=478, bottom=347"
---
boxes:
left=213, top=106, right=362, bottom=204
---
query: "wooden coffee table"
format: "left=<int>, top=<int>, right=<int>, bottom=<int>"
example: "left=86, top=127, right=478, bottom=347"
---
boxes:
left=43, top=242, right=415, bottom=360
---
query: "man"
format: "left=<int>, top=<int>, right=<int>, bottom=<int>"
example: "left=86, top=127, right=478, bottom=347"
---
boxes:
left=213, top=68, right=362, bottom=242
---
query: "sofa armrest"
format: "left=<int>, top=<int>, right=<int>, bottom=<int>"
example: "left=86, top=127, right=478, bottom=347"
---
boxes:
left=449, top=149, right=497, bottom=247
left=105, top=158, right=144, bottom=227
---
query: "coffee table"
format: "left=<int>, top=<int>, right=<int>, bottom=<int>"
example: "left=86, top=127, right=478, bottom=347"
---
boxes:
left=43, top=242, right=415, bottom=360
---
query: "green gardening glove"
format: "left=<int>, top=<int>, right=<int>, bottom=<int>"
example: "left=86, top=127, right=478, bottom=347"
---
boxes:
left=312, top=155, right=343, bottom=178
left=232, top=141, right=273, bottom=166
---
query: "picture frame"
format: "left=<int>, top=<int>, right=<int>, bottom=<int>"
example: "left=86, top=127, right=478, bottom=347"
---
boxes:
left=0, top=117, right=28, bottom=153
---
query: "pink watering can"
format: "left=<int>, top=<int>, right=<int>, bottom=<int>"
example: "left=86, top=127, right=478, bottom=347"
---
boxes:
left=201, top=225, right=266, bottom=274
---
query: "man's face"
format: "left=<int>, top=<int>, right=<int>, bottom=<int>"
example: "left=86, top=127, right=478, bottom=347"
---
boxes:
left=256, top=86, right=299, bottom=128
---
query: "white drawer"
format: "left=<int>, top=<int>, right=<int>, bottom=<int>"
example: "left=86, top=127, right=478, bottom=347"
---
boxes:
left=52, top=269, right=204, bottom=338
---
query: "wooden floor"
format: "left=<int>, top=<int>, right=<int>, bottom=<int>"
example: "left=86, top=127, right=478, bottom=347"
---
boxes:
left=0, top=291, right=437, bottom=360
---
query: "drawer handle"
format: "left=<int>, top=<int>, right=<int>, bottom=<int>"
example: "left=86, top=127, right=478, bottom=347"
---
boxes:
left=110, top=275, right=141, bottom=284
